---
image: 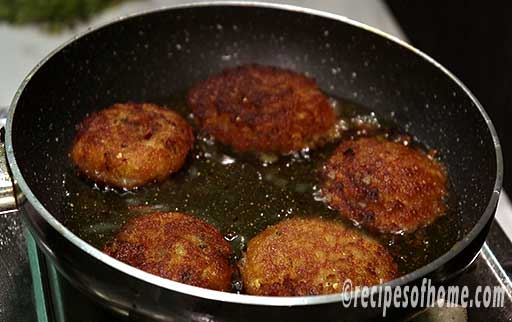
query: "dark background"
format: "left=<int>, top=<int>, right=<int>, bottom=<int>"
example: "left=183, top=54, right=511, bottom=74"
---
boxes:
left=386, top=1, right=511, bottom=191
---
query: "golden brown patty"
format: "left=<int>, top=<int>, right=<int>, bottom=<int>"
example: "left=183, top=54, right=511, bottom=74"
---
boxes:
left=71, top=103, right=194, bottom=189
left=321, top=137, right=448, bottom=233
left=239, top=217, right=398, bottom=296
left=103, top=212, right=234, bottom=291
left=188, top=64, right=336, bottom=153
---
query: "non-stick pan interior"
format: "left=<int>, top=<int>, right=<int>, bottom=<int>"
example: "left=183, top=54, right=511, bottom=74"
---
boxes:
left=10, top=5, right=498, bottom=275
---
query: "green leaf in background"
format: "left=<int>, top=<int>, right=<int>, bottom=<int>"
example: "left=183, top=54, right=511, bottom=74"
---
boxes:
left=0, top=0, right=131, bottom=31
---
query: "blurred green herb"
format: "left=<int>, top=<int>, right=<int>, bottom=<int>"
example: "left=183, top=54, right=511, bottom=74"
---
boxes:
left=0, top=0, right=129, bottom=32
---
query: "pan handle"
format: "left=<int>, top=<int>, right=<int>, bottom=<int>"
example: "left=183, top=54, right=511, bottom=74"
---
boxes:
left=0, top=106, right=18, bottom=214
left=0, top=107, right=7, bottom=128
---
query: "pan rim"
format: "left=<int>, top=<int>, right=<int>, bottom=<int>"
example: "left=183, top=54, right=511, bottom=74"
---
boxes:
left=5, top=1, right=503, bottom=306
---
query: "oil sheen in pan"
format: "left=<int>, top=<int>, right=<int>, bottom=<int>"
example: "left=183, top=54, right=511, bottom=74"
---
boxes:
left=61, top=93, right=463, bottom=276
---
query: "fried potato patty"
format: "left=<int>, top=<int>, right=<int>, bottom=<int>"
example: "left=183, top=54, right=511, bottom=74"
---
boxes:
left=322, top=137, right=447, bottom=233
left=71, top=103, right=194, bottom=189
left=188, top=64, right=336, bottom=153
left=103, top=212, right=234, bottom=291
left=239, top=217, right=398, bottom=296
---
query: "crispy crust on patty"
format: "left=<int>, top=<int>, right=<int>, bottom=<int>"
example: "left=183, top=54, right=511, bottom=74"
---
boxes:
left=188, top=64, right=336, bottom=153
left=71, top=103, right=194, bottom=189
left=103, top=212, right=234, bottom=291
left=321, top=137, right=448, bottom=233
left=239, top=217, right=398, bottom=296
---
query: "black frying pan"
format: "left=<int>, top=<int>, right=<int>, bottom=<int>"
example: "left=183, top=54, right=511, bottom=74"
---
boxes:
left=2, top=3, right=502, bottom=321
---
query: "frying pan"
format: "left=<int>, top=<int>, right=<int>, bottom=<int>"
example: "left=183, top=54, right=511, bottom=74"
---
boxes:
left=1, top=2, right=503, bottom=321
